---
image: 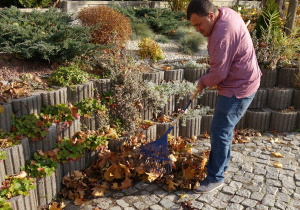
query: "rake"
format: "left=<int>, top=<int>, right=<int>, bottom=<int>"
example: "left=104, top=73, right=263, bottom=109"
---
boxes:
left=137, top=90, right=200, bottom=174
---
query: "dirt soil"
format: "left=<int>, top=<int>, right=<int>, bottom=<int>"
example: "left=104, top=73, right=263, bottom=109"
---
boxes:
left=0, top=54, right=54, bottom=81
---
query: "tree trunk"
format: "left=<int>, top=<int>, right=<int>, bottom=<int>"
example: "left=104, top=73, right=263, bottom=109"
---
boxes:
left=285, top=0, right=298, bottom=36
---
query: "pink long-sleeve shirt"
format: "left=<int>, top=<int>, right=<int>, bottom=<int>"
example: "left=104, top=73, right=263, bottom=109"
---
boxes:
left=198, top=7, right=261, bottom=98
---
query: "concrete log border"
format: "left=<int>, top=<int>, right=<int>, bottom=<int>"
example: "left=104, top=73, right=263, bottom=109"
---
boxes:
left=201, top=114, right=213, bottom=134
left=29, top=125, right=57, bottom=157
left=142, top=70, right=164, bottom=85
left=183, top=68, right=209, bottom=83
left=0, top=103, right=12, bottom=132
left=179, top=115, right=202, bottom=138
left=157, top=95, right=176, bottom=117
left=0, top=159, right=5, bottom=185
left=8, top=189, right=37, bottom=210
left=67, top=81, right=94, bottom=104
left=140, top=99, right=154, bottom=121
left=59, top=156, right=85, bottom=178
left=0, top=137, right=30, bottom=177
left=10, top=94, right=41, bottom=118
left=292, top=89, right=300, bottom=109
left=108, top=137, right=127, bottom=153
left=92, top=79, right=111, bottom=95
left=156, top=121, right=179, bottom=139
left=85, top=150, right=101, bottom=166
left=260, top=68, right=278, bottom=88
left=246, top=109, right=271, bottom=131
left=33, top=87, right=68, bottom=108
left=141, top=124, right=157, bottom=142
left=56, top=118, right=80, bottom=139
left=162, top=69, right=184, bottom=82
left=266, top=88, right=293, bottom=110
left=270, top=110, right=297, bottom=132
left=198, top=90, right=218, bottom=109
left=277, top=67, right=298, bottom=88
left=175, top=93, right=199, bottom=111
left=35, top=167, right=61, bottom=207
left=249, top=88, right=267, bottom=109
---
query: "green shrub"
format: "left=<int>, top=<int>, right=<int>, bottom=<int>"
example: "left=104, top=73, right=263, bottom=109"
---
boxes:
left=49, top=64, right=90, bottom=87
left=138, top=38, right=164, bottom=62
left=78, top=5, right=132, bottom=47
left=0, top=7, right=97, bottom=63
left=178, top=29, right=206, bottom=55
left=155, top=35, right=170, bottom=43
left=131, top=23, right=155, bottom=40
left=18, top=0, right=52, bottom=8
left=114, top=6, right=189, bottom=35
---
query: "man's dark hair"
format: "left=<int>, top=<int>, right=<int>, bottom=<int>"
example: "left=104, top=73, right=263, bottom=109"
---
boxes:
left=187, top=0, right=217, bottom=20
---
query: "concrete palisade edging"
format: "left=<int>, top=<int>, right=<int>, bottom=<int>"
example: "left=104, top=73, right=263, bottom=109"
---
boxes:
left=142, top=71, right=164, bottom=84
left=277, top=67, right=298, bottom=88
left=175, top=94, right=198, bottom=111
left=179, top=115, right=202, bottom=138
left=0, top=138, right=30, bottom=177
left=33, top=87, right=68, bottom=108
left=260, top=68, right=278, bottom=88
left=92, top=79, right=111, bottom=95
left=266, top=88, right=293, bottom=110
left=201, top=114, right=213, bottom=134
left=198, top=90, right=218, bottom=109
left=108, top=137, right=127, bottom=153
left=162, top=69, right=184, bottom=82
left=158, top=95, right=176, bottom=117
left=59, top=156, right=85, bottom=178
left=156, top=121, right=179, bottom=138
left=67, top=81, right=94, bottom=104
left=56, top=118, right=81, bottom=139
left=183, top=68, right=209, bottom=82
left=270, top=110, right=297, bottom=132
left=0, top=159, right=5, bottom=186
left=0, top=103, right=12, bottom=132
left=141, top=124, right=157, bottom=142
left=246, top=109, right=271, bottom=131
left=10, top=94, right=41, bottom=118
left=85, top=150, right=101, bottom=166
left=140, top=99, right=154, bottom=121
left=8, top=189, right=38, bottom=210
left=292, top=89, right=300, bottom=109
left=35, top=167, right=62, bottom=207
left=249, top=88, right=267, bottom=109
left=29, top=125, right=57, bottom=157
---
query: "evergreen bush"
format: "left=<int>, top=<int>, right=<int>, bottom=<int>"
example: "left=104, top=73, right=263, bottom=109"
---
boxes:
left=131, top=23, right=155, bottom=40
left=78, top=5, right=132, bottom=47
left=0, top=7, right=98, bottom=63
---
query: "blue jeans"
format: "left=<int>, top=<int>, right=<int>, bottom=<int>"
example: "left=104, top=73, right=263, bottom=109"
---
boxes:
left=206, top=92, right=256, bottom=183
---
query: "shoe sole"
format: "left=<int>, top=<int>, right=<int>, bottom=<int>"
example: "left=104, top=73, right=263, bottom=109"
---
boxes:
left=193, top=183, right=224, bottom=194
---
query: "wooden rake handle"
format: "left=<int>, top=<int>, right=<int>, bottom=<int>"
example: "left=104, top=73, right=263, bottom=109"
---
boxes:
left=171, top=89, right=200, bottom=127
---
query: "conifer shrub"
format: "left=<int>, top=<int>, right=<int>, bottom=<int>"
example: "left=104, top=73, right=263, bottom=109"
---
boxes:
left=0, top=7, right=97, bottom=63
left=78, top=6, right=132, bottom=47
left=177, top=28, right=206, bottom=55
left=131, top=23, right=155, bottom=40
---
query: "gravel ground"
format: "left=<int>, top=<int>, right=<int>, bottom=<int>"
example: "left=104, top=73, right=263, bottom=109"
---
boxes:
left=125, top=39, right=209, bottom=63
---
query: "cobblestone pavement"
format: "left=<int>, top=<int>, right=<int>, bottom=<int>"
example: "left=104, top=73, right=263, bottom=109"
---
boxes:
left=66, top=132, right=300, bottom=210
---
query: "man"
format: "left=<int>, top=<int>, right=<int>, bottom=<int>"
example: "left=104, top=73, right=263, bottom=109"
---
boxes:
left=187, top=0, right=261, bottom=193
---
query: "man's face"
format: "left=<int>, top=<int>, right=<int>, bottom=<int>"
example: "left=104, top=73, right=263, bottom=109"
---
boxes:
left=189, top=13, right=215, bottom=37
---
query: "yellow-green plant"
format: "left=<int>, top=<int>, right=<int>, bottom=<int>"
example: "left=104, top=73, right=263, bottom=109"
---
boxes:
left=137, top=38, right=164, bottom=62
left=167, top=0, right=190, bottom=11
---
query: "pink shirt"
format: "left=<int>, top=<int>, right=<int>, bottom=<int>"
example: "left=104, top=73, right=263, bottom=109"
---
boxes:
left=198, top=7, right=261, bottom=98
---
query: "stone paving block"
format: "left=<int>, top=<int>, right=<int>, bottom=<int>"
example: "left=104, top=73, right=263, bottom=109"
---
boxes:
left=202, top=204, right=215, bottom=210
left=123, top=207, right=135, bottom=210
left=116, top=199, right=129, bottom=208
left=216, top=192, right=233, bottom=202
left=226, top=203, right=244, bottom=210
left=110, top=206, right=122, bottom=210
left=250, top=192, right=265, bottom=201
left=243, top=182, right=263, bottom=192
left=210, top=199, right=227, bottom=209
left=261, top=194, right=275, bottom=207
left=197, top=192, right=216, bottom=203
left=266, top=179, right=281, bottom=187
left=275, top=200, right=286, bottom=210
left=255, top=204, right=269, bottom=210
left=230, top=195, right=245, bottom=203
left=133, top=201, right=149, bottom=209
left=150, top=204, right=163, bottom=210
left=159, top=196, right=176, bottom=209
left=241, top=198, right=257, bottom=208
left=236, top=189, right=251, bottom=198
left=144, top=195, right=161, bottom=206
left=229, top=181, right=243, bottom=189
left=282, top=176, right=296, bottom=189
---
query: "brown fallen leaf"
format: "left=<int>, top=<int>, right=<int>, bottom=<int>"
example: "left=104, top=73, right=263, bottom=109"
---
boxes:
left=166, top=179, right=177, bottom=191
left=74, top=198, right=85, bottom=206
left=119, top=178, right=132, bottom=189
